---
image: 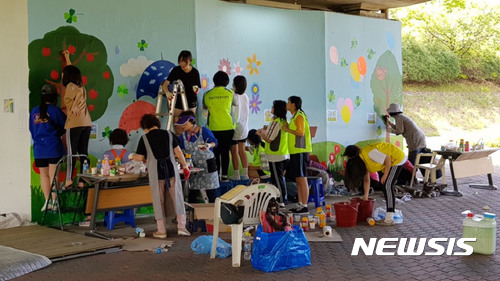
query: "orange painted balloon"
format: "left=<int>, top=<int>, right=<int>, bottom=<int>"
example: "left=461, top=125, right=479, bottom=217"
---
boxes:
left=357, top=56, right=367, bottom=75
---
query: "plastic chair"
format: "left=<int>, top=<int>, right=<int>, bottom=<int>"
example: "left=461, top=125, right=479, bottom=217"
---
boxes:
left=410, top=152, right=447, bottom=189
left=210, top=183, right=280, bottom=267
left=308, top=177, right=325, bottom=207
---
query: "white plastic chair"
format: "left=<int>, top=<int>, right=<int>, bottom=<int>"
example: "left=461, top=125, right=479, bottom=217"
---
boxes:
left=410, top=152, right=447, bottom=189
left=210, top=183, right=280, bottom=267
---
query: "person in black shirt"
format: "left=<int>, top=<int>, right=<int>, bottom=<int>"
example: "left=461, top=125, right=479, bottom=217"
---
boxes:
left=161, top=50, right=201, bottom=123
left=130, top=114, right=191, bottom=238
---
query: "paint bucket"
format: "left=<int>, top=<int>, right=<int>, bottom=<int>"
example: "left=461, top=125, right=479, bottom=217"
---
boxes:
left=333, top=202, right=359, bottom=227
left=350, top=197, right=375, bottom=223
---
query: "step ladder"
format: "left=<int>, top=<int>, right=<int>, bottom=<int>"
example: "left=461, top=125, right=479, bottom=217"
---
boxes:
left=156, top=79, right=189, bottom=130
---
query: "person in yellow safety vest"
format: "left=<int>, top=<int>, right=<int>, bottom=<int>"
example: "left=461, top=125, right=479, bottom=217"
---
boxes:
left=203, top=71, right=236, bottom=181
left=282, top=96, right=312, bottom=214
left=343, top=143, right=407, bottom=226
left=257, top=100, right=289, bottom=205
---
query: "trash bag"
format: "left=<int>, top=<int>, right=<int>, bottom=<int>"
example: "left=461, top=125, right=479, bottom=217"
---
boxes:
left=220, top=202, right=244, bottom=224
left=251, top=225, right=311, bottom=272
left=191, top=235, right=232, bottom=258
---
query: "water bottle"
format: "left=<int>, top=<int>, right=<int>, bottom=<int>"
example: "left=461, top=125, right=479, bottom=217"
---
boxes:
left=97, top=159, right=102, bottom=174
left=103, top=155, right=111, bottom=176
left=243, top=232, right=253, bottom=260
left=82, top=160, right=89, bottom=174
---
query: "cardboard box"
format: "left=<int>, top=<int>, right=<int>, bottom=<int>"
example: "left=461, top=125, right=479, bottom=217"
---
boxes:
left=185, top=203, right=231, bottom=233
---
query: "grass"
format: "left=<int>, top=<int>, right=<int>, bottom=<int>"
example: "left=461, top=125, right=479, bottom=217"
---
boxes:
left=403, top=81, right=500, bottom=141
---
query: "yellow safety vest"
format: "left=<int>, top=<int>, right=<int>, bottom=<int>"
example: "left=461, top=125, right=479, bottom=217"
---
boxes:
left=360, top=142, right=406, bottom=173
left=203, top=87, right=235, bottom=131
left=288, top=110, right=312, bottom=154
left=264, top=118, right=289, bottom=155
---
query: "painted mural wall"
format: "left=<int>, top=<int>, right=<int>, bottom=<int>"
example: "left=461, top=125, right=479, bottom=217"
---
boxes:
left=27, top=0, right=402, bottom=220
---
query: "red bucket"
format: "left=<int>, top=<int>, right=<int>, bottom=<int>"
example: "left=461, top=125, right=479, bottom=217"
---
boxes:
left=350, top=198, right=375, bottom=223
left=333, top=202, right=359, bottom=227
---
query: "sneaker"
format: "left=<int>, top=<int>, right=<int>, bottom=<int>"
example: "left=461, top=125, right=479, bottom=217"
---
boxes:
left=278, top=202, right=286, bottom=209
left=290, top=206, right=309, bottom=214
left=375, top=219, right=394, bottom=226
left=220, top=176, right=229, bottom=182
left=79, top=220, right=91, bottom=227
left=240, top=175, right=250, bottom=180
left=50, top=202, right=58, bottom=211
left=177, top=229, right=191, bottom=236
left=41, top=200, right=50, bottom=212
left=229, top=175, right=241, bottom=181
left=153, top=231, right=167, bottom=239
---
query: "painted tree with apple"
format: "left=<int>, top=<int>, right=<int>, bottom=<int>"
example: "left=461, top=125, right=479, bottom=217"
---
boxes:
left=369, top=50, right=402, bottom=142
left=28, top=26, right=113, bottom=120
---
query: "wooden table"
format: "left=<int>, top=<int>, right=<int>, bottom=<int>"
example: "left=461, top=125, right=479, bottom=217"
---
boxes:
left=79, top=173, right=149, bottom=239
left=435, top=149, right=498, bottom=196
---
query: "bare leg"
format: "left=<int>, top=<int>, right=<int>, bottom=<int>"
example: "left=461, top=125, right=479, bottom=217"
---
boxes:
left=39, top=167, right=50, bottom=200
left=48, top=163, right=58, bottom=201
left=296, top=176, right=309, bottom=206
left=231, top=144, right=239, bottom=172
left=238, top=142, right=248, bottom=169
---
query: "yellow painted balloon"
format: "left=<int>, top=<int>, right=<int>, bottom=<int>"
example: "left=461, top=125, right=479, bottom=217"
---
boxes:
left=350, top=62, right=360, bottom=82
left=341, top=105, right=351, bottom=124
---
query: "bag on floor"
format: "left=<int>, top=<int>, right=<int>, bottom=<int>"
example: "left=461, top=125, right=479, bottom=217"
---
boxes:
left=251, top=224, right=311, bottom=272
left=191, top=235, right=232, bottom=258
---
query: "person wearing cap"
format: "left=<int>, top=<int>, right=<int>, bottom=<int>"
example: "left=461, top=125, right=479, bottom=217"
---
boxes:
left=129, top=114, right=191, bottom=238
left=29, top=84, right=67, bottom=212
left=176, top=111, right=219, bottom=203
left=203, top=71, right=237, bottom=181
left=61, top=50, right=91, bottom=189
left=343, top=143, right=407, bottom=225
left=384, top=103, right=426, bottom=166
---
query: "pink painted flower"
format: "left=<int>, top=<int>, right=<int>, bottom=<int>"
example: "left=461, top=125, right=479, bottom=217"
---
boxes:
left=329, top=152, right=336, bottom=164
left=218, top=59, right=231, bottom=75
left=233, top=61, right=243, bottom=75
left=376, top=66, right=387, bottom=80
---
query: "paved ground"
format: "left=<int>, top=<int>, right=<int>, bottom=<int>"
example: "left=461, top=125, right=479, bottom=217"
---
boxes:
left=14, top=164, right=500, bottom=281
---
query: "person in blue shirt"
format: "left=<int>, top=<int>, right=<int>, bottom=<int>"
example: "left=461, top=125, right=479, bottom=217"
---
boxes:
left=29, top=84, right=67, bottom=212
left=176, top=111, right=219, bottom=203
left=103, top=128, right=131, bottom=164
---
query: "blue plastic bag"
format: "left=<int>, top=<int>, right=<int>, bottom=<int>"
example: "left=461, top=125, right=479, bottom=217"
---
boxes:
left=251, top=225, right=311, bottom=272
left=191, top=235, right=232, bottom=258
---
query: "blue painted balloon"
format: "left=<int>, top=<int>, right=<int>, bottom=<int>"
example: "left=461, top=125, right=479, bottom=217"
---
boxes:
left=136, top=60, right=175, bottom=99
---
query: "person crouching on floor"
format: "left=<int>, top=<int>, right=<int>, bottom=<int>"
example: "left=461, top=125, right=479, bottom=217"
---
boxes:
left=343, top=143, right=407, bottom=226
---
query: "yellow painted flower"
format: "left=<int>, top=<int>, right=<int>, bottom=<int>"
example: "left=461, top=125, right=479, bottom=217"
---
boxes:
left=246, top=53, right=261, bottom=75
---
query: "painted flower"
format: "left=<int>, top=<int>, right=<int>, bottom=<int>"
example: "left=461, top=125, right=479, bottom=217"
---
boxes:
left=200, top=74, right=209, bottom=90
left=218, top=59, right=231, bottom=75
left=328, top=90, right=335, bottom=103
left=355, top=96, right=361, bottom=107
left=251, top=83, right=259, bottom=95
left=376, top=66, right=387, bottom=80
left=137, top=39, right=148, bottom=51
left=249, top=94, right=262, bottom=114
left=64, top=9, right=77, bottom=23
left=233, top=61, right=243, bottom=75
left=117, top=84, right=129, bottom=97
left=102, top=126, right=111, bottom=139
left=334, top=144, right=341, bottom=155
left=246, top=53, right=261, bottom=75
left=329, top=152, right=336, bottom=164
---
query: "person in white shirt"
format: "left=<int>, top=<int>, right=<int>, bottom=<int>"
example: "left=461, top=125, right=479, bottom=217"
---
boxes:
left=230, top=75, right=250, bottom=180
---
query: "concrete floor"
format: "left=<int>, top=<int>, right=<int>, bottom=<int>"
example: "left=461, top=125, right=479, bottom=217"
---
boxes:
left=14, top=165, right=500, bottom=281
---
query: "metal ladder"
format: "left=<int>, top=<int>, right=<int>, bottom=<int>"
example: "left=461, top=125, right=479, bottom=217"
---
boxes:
left=155, top=79, right=189, bottom=130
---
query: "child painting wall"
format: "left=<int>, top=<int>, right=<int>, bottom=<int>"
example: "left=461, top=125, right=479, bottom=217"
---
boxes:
left=27, top=0, right=402, bottom=221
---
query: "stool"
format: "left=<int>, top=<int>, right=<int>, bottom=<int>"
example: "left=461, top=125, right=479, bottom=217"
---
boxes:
left=219, top=181, right=234, bottom=196
left=104, top=209, right=136, bottom=230
left=308, top=177, right=325, bottom=208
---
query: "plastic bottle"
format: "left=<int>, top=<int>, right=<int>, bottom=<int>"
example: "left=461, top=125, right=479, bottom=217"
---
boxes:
left=465, top=141, right=470, bottom=152
left=463, top=212, right=496, bottom=254
left=366, top=217, right=375, bottom=226
left=325, top=204, right=332, bottom=218
left=102, top=155, right=111, bottom=176
left=301, top=216, right=309, bottom=232
left=459, top=139, right=465, bottom=152
left=115, top=157, right=121, bottom=167
left=243, top=232, right=253, bottom=260
left=393, top=209, right=403, bottom=224
left=97, top=159, right=102, bottom=174
left=82, top=160, right=89, bottom=174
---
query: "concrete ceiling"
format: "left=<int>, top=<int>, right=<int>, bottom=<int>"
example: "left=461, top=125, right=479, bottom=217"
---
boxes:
left=226, top=0, right=429, bottom=12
